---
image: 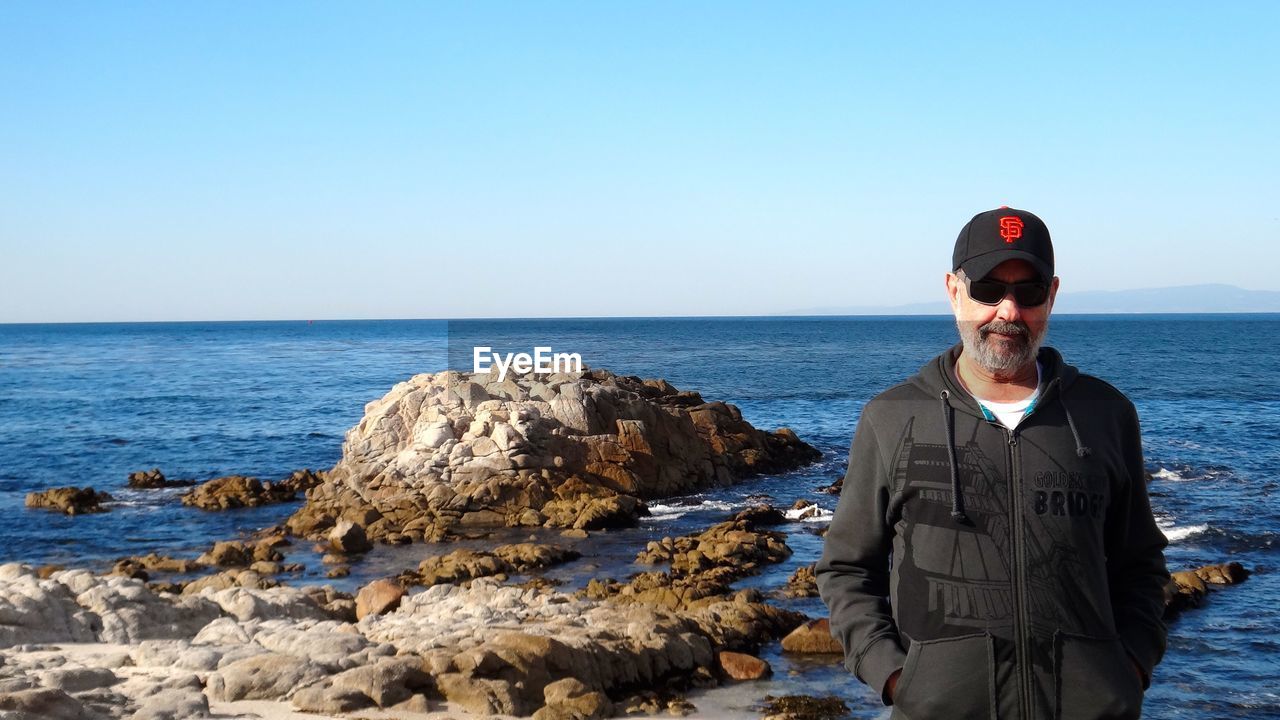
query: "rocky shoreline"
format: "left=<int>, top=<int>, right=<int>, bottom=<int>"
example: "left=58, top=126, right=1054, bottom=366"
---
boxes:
left=3, top=367, right=1252, bottom=719
left=0, top=499, right=822, bottom=720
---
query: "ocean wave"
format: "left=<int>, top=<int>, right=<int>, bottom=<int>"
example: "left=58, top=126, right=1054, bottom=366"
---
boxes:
left=646, top=499, right=739, bottom=520
left=1157, top=517, right=1209, bottom=543
left=1150, top=465, right=1230, bottom=483
left=102, top=498, right=169, bottom=510
left=784, top=505, right=834, bottom=523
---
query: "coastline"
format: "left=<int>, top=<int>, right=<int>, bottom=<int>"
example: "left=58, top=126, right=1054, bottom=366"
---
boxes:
left=2, top=320, right=1273, bottom=717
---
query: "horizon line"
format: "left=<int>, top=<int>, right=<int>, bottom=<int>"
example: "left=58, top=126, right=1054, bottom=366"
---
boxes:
left=5, top=310, right=1280, bottom=327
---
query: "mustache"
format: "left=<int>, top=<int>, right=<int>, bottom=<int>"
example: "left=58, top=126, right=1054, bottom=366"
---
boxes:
left=980, top=320, right=1029, bottom=337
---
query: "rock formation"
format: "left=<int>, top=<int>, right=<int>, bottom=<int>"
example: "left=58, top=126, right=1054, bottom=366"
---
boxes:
left=780, top=618, right=844, bottom=655
left=780, top=563, right=818, bottom=599
left=1164, top=561, right=1250, bottom=615
left=125, top=468, right=196, bottom=489
left=180, top=470, right=324, bottom=511
left=24, top=486, right=113, bottom=515
left=287, top=368, right=820, bottom=544
left=400, top=543, right=581, bottom=588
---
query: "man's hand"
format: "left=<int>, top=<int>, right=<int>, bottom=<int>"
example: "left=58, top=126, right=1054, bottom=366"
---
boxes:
left=884, top=668, right=902, bottom=705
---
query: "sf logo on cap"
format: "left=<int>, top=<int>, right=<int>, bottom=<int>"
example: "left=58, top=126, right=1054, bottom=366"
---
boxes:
left=999, top=216, right=1024, bottom=243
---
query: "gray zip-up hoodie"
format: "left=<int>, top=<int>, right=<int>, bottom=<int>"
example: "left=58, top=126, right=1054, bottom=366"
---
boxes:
left=816, top=344, right=1169, bottom=720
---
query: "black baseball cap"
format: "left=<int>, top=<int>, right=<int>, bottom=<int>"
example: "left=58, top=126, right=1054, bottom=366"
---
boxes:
left=952, top=207, right=1054, bottom=281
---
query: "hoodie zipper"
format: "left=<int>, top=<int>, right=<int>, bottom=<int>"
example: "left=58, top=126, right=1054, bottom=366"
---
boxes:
left=1006, top=426, right=1034, bottom=719
left=1006, top=378, right=1061, bottom=719
left=944, top=366, right=1065, bottom=719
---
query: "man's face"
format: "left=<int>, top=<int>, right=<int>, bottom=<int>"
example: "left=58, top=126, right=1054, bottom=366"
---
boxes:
left=946, top=259, right=1060, bottom=376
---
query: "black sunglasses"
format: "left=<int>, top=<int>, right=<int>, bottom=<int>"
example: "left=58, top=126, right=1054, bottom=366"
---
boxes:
left=965, top=277, right=1050, bottom=307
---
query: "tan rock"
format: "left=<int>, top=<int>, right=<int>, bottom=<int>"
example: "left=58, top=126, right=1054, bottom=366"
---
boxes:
left=126, top=468, right=196, bottom=489
left=781, top=618, right=843, bottom=654
left=408, top=543, right=579, bottom=587
left=278, top=468, right=325, bottom=494
left=197, top=541, right=251, bottom=567
left=437, top=673, right=523, bottom=715
left=249, top=561, right=281, bottom=575
left=536, top=677, right=613, bottom=720
left=1195, top=561, right=1250, bottom=585
left=328, top=520, right=373, bottom=554
left=355, top=579, right=406, bottom=619
left=196, top=539, right=282, bottom=568
left=329, top=656, right=429, bottom=707
left=25, top=486, right=112, bottom=515
left=110, top=553, right=204, bottom=579
left=718, top=650, right=772, bottom=680
left=780, top=563, right=818, bottom=599
left=181, top=475, right=297, bottom=510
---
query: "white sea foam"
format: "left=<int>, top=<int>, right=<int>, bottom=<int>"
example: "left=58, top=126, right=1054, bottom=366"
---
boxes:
left=646, top=499, right=738, bottom=520
left=784, top=505, right=834, bottom=523
left=1151, top=467, right=1214, bottom=483
left=1157, top=517, right=1209, bottom=543
left=1151, top=464, right=1229, bottom=483
left=645, top=504, right=690, bottom=520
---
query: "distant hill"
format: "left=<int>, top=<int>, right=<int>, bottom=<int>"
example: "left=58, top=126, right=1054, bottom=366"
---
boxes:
left=787, top=284, right=1280, bottom=316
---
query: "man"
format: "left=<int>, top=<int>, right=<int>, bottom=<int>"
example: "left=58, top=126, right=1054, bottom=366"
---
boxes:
left=816, top=207, right=1169, bottom=719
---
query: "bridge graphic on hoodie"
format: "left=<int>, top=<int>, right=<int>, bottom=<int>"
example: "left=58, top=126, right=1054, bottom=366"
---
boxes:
left=888, top=417, right=1108, bottom=638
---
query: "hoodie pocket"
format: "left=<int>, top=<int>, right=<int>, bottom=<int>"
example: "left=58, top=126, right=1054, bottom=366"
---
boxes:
left=1054, top=632, right=1143, bottom=720
left=894, top=632, right=996, bottom=720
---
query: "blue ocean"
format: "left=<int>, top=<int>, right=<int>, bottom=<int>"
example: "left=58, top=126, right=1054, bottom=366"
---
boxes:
left=1, top=316, right=1277, bottom=718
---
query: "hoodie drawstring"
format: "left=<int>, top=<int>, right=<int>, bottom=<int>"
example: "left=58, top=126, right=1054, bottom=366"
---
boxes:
left=939, top=390, right=971, bottom=525
left=1058, top=390, right=1093, bottom=458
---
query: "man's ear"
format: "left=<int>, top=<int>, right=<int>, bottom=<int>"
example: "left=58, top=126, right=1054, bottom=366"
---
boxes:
left=1047, top=276, right=1060, bottom=312
left=945, top=272, right=963, bottom=313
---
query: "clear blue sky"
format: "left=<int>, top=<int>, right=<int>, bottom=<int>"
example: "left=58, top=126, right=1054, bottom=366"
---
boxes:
left=2, top=2, right=1277, bottom=322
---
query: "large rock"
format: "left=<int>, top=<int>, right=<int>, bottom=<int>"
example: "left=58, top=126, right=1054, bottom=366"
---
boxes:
left=287, top=368, right=820, bottom=543
left=24, top=487, right=112, bottom=515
